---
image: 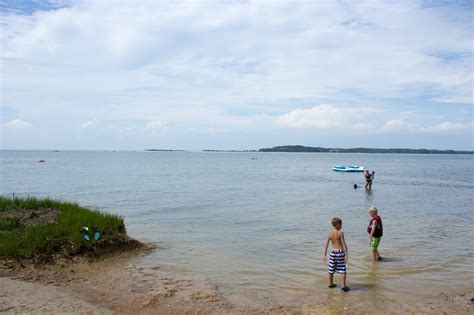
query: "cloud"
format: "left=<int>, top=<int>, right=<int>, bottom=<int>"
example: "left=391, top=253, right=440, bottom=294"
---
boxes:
left=5, top=118, right=32, bottom=129
left=275, top=104, right=380, bottom=129
left=2, top=1, right=472, bottom=103
left=275, top=105, right=343, bottom=128
left=144, top=120, right=166, bottom=133
left=78, top=118, right=168, bottom=137
left=381, top=119, right=473, bottom=134
left=421, top=121, right=473, bottom=132
left=276, top=107, right=473, bottom=136
left=80, top=118, right=98, bottom=129
left=1, top=1, right=472, bottom=149
left=381, top=119, right=416, bottom=131
left=352, top=122, right=372, bottom=131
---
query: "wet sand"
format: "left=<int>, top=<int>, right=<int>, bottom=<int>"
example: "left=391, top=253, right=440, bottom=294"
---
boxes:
left=0, top=247, right=472, bottom=314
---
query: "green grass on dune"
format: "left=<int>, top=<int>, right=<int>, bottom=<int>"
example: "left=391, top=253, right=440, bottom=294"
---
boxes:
left=0, top=196, right=130, bottom=260
left=0, top=218, right=21, bottom=231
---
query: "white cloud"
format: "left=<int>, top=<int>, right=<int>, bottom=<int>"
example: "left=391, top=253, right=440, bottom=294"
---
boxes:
left=144, top=120, right=166, bottom=134
left=144, top=120, right=164, bottom=130
left=381, top=119, right=473, bottom=134
left=275, top=104, right=380, bottom=129
left=421, top=121, right=473, bottom=132
left=352, top=122, right=372, bottom=131
left=5, top=119, right=33, bottom=129
left=381, top=119, right=416, bottom=131
left=277, top=109, right=473, bottom=136
left=275, top=105, right=342, bottom=128
left=2, top=1, right=472, bottom=104
left=80, top=118, right=98, bottom=129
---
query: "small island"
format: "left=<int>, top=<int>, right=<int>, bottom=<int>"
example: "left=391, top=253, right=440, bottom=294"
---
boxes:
left=258, top=145, right=473, bottom=154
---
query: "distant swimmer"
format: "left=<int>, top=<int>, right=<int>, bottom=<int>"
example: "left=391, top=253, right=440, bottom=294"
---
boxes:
left=38, top=160, right=46, bottom=163
left=353, top=184, right=358, bottom=189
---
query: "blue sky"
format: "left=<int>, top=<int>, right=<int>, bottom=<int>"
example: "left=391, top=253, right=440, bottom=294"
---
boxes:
left=1, top=0, right=472, bottom=150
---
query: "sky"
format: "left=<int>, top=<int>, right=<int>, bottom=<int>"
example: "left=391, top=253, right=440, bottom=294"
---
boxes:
left=0, top=0, right=473, bottom=150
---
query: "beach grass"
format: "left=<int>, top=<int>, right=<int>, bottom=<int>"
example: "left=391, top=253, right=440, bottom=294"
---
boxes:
left=0, top=196, right=134, bottom=261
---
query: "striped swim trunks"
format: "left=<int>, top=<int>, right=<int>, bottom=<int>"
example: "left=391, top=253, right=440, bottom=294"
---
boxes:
left=328, top=249, right=346, bottom=274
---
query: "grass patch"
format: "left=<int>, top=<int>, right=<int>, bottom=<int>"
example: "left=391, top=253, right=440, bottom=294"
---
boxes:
left=0, top=196, right=139, bottom=261
left=0, top=218, right=22, bottom=231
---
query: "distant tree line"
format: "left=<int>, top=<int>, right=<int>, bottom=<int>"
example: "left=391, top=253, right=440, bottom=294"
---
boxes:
left=258, top=145, right=473, bottom=154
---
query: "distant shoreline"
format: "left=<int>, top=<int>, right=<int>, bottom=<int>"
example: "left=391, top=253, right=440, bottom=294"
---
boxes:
left=258, top=145, right=474, bottom=154
left=144, top=145, right=473, bottom=154
left=1, top=147, right=472, bottom=154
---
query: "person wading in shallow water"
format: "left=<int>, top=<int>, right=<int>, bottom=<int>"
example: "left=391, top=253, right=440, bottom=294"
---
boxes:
left=322, top=217, right=350, bottom=292
left=369, top=171, right=375, bottom=189
left=365, top=170, right=375, bottom=189
left=367, top=206, right=383, bottom=261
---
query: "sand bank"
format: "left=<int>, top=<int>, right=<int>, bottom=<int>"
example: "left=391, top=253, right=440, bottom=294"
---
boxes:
left=0, top=247, right=237, bottom=314
left=1, top=248, right=472, bottom=314
left=0, top=277, right=111, bottom=314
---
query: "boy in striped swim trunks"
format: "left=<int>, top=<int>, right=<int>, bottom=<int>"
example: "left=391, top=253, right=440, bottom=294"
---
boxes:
left=322, top=217, right=350, bottom=292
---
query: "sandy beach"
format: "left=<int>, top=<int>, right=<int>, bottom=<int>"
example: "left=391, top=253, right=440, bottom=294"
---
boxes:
left=0, top=246, right=234, bottom=314
left=1, top=246, right=472, bottom=315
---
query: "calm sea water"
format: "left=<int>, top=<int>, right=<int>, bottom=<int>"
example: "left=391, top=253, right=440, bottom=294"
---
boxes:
left=1, top=150, right=473, bottom=304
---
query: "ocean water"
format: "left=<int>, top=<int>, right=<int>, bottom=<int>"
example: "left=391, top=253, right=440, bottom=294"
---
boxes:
left=1, top=150, right=473, bottom=305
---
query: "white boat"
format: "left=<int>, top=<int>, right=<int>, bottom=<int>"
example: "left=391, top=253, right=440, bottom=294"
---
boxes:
left=332, top=165, right=364, bottom=172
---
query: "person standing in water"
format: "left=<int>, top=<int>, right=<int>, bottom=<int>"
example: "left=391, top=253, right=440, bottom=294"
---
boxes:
left=369, top=171, right=375, bottom=189
left=322, top=217, right=350, bottom=292
left=367, top=206, right=383, bottom=261
left=364, top=170, right=372, bottom=189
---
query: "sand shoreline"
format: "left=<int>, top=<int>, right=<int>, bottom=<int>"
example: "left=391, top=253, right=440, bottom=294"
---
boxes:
left=0, top=246, right=240, bottom=314
left=1, top=247, right=472, bottom=314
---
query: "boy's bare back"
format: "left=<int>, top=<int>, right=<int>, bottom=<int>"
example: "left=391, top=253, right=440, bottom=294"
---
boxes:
left=328, top=228, right=344, bottom=250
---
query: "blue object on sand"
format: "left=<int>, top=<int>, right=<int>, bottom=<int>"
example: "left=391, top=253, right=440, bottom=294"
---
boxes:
left=80, top=226, right=90, bottom=241
left=81, top=226, right=101, bottom=241
left=92, top=226, right=101, bottom=240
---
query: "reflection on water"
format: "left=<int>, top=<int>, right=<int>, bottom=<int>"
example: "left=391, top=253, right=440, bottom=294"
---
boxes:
left=1, top=150, right=473, bottom=305
left=364, top=188, right=374, bottom=204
